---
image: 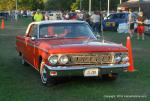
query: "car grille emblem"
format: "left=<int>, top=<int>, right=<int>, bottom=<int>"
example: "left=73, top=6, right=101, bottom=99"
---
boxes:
left=70, top=53, right=114, bottom=65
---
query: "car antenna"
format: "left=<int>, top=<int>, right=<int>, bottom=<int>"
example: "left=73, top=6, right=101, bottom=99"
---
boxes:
left=100, top=0, right=104, bottom=43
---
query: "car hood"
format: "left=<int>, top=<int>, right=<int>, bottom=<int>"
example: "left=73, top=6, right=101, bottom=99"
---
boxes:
left=37, top=38, right=127, bottom=54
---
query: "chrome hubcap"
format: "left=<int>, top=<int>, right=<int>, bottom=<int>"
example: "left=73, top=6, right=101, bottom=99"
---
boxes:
left=41, top=67, right=47, bottom=83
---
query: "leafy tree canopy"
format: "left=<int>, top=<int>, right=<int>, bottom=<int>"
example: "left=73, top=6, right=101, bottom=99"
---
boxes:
left=0, top=0, right=128, bottom=11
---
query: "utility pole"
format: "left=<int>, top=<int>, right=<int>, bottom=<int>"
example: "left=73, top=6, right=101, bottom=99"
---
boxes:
left=89, top=0, right=91, bottom=15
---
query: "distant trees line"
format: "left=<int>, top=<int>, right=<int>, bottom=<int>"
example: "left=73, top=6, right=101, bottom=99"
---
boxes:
left=0, top=0, right=127, bottom=11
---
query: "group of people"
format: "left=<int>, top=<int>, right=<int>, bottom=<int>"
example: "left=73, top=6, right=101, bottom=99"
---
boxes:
left=33, top=9, right=146, bottom=40
left=128, top=9, right=145, bottom=40
left=33, top=9, right=101, bottom=34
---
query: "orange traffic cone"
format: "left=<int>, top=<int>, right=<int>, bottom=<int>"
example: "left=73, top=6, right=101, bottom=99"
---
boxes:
left=1, top=19, right=5, bottom=29
left=126, top=36, right=135, bottom=72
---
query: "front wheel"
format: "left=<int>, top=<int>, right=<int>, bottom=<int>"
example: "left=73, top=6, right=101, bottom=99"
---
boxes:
left=40, top=62, right=48, bottom=85
left=21, top=55, right=28, bottom=65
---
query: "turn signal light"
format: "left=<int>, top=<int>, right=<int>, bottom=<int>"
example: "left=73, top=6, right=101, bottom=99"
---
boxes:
left=50, top=71, right=57, bottom=76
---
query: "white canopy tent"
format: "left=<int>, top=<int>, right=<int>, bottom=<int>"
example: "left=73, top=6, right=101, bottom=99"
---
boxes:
left=118, top=0, right=150, bottom=18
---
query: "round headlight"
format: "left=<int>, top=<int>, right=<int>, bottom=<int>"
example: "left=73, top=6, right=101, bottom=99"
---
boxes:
left=114, top=53, right=122, bottom=63
left=48, top=55, right=58, bottom=65
left=122, top=56, right=129, bottom=62
left=115, top=56, right=121, bottom=63
left=59, top=55, right=69, bottom=64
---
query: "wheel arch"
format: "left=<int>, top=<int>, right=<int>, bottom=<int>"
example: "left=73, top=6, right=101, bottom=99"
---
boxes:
left=18, top=51, right=22, bottom=56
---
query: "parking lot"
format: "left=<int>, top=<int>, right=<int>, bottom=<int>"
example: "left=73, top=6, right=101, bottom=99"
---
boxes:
left=0, top=18, right=150, bottom=101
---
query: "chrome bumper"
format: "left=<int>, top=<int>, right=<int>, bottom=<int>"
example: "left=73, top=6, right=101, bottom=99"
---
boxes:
left=44, top=63, right=129, bottom=77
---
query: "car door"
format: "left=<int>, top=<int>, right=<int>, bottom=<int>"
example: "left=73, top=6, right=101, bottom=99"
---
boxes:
left=103, top=14, right=117, bottom=30
left=24, top=24, right=38, bottom=67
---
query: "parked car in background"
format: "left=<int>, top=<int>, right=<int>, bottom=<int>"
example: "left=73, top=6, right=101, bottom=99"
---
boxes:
left=102, top=12, right=137, bottom=31
left=16, top=20, right=129, bottom=85
left=0, top=12, right=9, bottom=20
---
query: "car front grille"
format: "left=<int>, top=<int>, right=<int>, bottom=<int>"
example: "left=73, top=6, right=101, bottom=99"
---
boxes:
left=69, top=53, right=114, bottom=65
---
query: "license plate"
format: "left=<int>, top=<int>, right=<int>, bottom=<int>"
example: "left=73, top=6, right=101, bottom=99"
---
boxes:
left=84, top=68, right=99, bottom=77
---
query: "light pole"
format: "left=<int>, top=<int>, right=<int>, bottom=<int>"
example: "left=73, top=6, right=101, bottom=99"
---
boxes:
left=107, top=0, right=110, bottom=16
left=15, top=0, right=18, bottom=20
left=120, top=0, right=122, bottom=4
left=80, top=0, right=83, bottom=10
left=16, top=0, right=17, bottom=10
left=139, top=0, right=141, bottom=12
left=89, top=0, right=91, bottom=15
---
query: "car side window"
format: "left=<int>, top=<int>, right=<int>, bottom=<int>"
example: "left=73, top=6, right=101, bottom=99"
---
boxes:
left=108, top=14, right=118, bottom=19
left=29, top=24, right=37, bottom=38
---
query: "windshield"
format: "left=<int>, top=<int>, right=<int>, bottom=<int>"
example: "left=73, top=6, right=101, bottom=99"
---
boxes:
left=39, top=23, right=96, bottom=39
left=107, top=13, right=126, bottom=19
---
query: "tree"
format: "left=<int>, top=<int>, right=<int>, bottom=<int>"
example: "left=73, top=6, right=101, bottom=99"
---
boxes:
left=0, top=0, right=128, bottom=11
left=0, top=0, right=15, bottom=11
left=18, top=0, right=45, bottom=10
left=0, top=0, right=46, bottom=10
left=44, top=0, right=75, bottom=10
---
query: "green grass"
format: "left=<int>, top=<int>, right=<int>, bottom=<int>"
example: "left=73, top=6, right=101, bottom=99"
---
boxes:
left=0, top=18, right=150, bottom=101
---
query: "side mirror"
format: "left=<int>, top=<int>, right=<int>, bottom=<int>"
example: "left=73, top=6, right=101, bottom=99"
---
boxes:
left=31, top=37, right=36, bottom=40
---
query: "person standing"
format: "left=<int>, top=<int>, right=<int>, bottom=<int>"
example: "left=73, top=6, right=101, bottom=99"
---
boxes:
left=64, top=12, right=69, bottom=20
left=128, top=9, right=135, bottom=37
left=77, top=11, right=84, bottom=21
left=137, top=12, right=145, bottom=40
left=90, top=11, right=100, bottom=34
left=34, top=9, right=43, bottom=22
left=44, top=11, right=49, bottom=21
left=84, top=13, right=90, bottom=25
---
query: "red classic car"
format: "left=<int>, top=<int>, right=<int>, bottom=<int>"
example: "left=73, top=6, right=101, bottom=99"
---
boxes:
left=16, top=20, right=129, bottom=85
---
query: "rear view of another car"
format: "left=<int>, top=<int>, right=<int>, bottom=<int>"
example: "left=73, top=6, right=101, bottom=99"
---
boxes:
left=102, top=13, right=129, bottom=31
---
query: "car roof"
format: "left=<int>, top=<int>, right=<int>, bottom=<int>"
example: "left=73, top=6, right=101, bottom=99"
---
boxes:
left=26, top=20, right=86, bottom=34
left=31, top=20, right=86, bottom=25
